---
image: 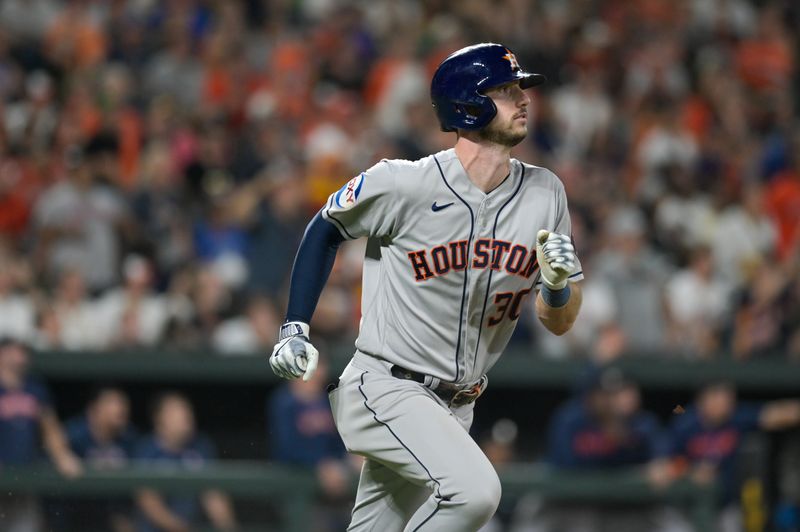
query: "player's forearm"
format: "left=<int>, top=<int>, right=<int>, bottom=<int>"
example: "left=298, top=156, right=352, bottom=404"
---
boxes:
left=285, top=211, right=346, bottom=323
left=536, top=281, right=582, bottom=336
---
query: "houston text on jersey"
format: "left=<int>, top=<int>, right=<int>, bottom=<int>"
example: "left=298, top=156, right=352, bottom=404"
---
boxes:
left=407, top=238, right=539, bottom=281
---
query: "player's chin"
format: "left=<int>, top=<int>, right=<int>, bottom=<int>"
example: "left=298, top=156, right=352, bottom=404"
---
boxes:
left=506, top=126, right=527, bottom=147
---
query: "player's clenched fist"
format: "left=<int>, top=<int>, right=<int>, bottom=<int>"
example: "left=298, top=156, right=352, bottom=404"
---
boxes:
left=535, top=230, right=576, bottom=290
left=270, top=321, right=319, bottom=381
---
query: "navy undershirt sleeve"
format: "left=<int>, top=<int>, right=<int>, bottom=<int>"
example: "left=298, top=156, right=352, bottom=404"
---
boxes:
left=285, top=211, right=346, bottom=323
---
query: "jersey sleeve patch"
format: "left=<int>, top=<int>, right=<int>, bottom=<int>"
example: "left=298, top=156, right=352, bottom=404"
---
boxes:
left=333, top=173, right=365, bottom=211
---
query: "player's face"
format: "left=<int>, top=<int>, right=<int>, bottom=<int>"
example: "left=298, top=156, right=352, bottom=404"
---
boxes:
left=480, top=81, right=531, bottom=147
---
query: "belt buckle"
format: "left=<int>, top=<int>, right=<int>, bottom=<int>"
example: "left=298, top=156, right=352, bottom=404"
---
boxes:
left=447, top=377, right=485, bottom=407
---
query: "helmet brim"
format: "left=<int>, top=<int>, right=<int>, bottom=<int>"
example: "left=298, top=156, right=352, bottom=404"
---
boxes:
left=518, top=72, right=547, bottom=89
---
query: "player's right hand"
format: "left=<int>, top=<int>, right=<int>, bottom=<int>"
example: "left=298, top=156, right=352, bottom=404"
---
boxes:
left=270, top=321, right=319, bottom=381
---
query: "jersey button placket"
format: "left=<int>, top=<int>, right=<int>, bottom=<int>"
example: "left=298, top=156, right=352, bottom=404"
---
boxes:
left=468, top=197, right=492, bottom=381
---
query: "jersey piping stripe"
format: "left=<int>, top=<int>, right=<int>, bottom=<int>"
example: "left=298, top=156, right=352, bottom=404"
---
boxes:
left=433, top=155, right=474, bottom=383
left=323, top=196, right=357, bottom=240
left=473, top=165, right=526, bottom=363
left=357, top=371, right=443, bottom=529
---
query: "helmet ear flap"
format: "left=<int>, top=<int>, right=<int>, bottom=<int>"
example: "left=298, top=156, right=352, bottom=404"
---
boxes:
left=450, top=96, right=497, bottom=131
left=460, top=104, right=482, bottom=118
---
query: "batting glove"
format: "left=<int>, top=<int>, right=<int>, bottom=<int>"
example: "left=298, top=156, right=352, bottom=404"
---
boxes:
left=270, top=322, right=319, bottom=381
left=535, top=230, right=576, bottom=290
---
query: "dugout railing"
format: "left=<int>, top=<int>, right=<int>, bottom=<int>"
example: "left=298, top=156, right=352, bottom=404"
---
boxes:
left=2, top=463, right=717, bottom=532
left=28, top=347, right=800, bottom=390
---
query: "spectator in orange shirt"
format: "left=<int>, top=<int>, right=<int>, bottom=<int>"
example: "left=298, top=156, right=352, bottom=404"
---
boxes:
left=43, top=0, right=108, bottom=70
left=735, top=4, right=794, bottom=92
left=765, top=147, right=800, bottom=261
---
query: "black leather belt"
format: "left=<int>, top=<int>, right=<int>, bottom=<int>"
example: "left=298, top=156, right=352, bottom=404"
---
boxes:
left=390, top=365, right=485, bottom=407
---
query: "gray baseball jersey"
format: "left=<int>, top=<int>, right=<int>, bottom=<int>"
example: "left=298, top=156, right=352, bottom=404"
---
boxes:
left=321, top=148, right=583, bottom=384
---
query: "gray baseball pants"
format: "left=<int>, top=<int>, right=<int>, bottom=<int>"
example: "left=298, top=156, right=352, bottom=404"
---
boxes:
left=328, top=351, right=500, bottom=531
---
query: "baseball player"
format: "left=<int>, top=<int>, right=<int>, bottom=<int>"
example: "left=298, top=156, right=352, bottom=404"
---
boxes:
left=270, top=43, right=583, bottom=531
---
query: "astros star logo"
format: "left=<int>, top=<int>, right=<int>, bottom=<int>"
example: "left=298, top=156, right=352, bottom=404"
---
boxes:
left=502, top=49, right=520, bottom=70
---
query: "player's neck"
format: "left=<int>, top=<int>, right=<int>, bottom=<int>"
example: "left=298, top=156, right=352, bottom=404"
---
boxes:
left=453, top=137, right=512, bottom=193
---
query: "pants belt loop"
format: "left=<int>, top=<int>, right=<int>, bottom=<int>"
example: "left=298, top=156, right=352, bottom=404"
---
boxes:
left=423, top=375, right=441, bottom=390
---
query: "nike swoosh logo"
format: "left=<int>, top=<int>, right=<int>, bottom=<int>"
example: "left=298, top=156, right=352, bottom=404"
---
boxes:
left=431, top=201, right=454, bottom=212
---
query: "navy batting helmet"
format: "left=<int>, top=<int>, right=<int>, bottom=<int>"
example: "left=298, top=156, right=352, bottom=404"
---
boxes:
left=431, top=43, right=546, bottom=132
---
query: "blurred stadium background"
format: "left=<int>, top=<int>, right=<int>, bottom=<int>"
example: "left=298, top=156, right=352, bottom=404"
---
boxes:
left=1, top=0, right=800, bottom=531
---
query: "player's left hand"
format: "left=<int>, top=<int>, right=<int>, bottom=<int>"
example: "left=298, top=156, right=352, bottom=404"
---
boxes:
left=270, top=322, right=319, bottom=381
left=536, top=230, right=576, bottom=290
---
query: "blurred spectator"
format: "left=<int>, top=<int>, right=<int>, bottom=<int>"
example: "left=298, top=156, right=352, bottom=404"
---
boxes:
left=32, top=143, right=130, bottom=293
left=222, top=163, right=311, bottom=298
left=735, top=4, right=794, bottom=93
left=212, top=294, right=279, bottom=355
left=191, top=266, right=233, bottom=344
left=652, top=163, right=716, bottom=256
left=533, top=278, right=620, bottom=360
left=666, top=381, right=800, bottom=532
left=43, top=0, right=108, bottom=70
left=765, top=140, right=800, bottom=262
left=192, top=195, right=249, bottom=290
left=67, top=385, right=137, bottom=465
left=774, top=430, right=800, bottom=531
left=50, top=386, right=138, bottom=532
left=129, top=141, right=193, bottom=276
left=534, top=366, right=670, bottom=531
left=711, top=183, right=777, bottom=288
left=96, top=255, right=169, bottom=348
left=547, top=367, right=666, bottom=470
left=592, top=207, right=672, bottom=352
left=46, top=268, right=105, bottom=350
left=0, top=0, right=59, bottom=41
left=665, top=246, right=731, bottom=357
left=730, top=266, right=791, bottom=359
left=636, top=103, right=698, bottom=203
left=0, top=338, right=82, bottom=531
left=688, top=0, right=756, bottom=37
left=478, top=419, right=519, bottom=532
left=0, top=255, right=35, bottom=342
left=3, top=69, right=58, bottom=152
left=134, top=392, right=237, bottom=532
left=480, top=418, right=519, bottom=468
left=268, top=356, right=352, bottom=532
left=0, top=156, right=35, bottom=241
left=552, top=67, right=611, bottom=162
left=142, top=25, right=203, bottom=107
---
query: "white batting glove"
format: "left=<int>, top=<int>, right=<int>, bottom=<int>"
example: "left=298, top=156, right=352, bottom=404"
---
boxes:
left=536, top=230, right=576, bottom=290
left=270, top=322, right=319, bottom=381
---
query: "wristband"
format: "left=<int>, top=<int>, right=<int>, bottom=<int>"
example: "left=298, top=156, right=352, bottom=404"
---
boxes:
left=541, top=284, right=571, bottom=308
left=279, top=321, right=310, bottom=341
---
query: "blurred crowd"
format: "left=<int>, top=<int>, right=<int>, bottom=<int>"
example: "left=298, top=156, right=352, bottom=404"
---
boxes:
left=0, top=0, right=799, bottom=360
